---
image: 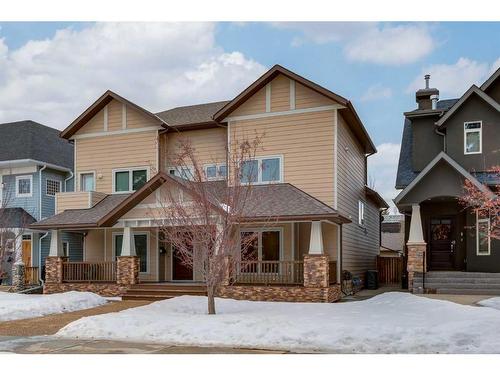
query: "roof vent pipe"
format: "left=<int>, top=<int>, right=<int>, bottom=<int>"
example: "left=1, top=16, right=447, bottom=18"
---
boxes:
left=424, top=74, right=430, bottom=89
left=431, top=94, right=439, bottom=110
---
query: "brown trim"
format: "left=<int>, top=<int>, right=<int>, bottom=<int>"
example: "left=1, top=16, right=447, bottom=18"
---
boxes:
left=242, top=214, right=351, bottom=224
left=365, top=186, right=389, bottom=209
left=161, top=121, right=225, bottom=132
left=30, top=223, right=99, bottom=230
left=60, top=90, right=169, bottom=139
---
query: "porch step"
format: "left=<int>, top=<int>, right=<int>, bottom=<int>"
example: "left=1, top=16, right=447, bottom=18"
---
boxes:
left=122, top=283, right=207, bottom=301
left=414, top=272, right=500, bottom=295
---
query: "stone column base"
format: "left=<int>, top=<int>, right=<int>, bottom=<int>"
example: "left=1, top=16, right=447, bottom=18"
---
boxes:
left=117, top=256, right=140, bottom=285
left=304, top=254, right=329, bottom=288
left=407, top=243, right=426, bottom=293
left=45, top=256, right=64, bottom=284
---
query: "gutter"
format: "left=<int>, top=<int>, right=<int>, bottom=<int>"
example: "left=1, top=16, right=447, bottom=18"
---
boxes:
left=0, top=159, right=71, bottom=173
left=434, top=125, right=446, bottom=152
left=64, top=170, right=74, bottom=192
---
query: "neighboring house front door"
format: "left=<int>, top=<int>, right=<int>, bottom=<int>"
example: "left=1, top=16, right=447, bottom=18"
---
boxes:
left=172, top=246, right=193, bottom=281
left=429, top=217, right=456, bottom=270
left=22, top=237, right=32, bottom=267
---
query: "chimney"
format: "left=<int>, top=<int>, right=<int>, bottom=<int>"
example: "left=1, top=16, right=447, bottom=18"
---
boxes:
left=416, top=74, right=439, bottom=110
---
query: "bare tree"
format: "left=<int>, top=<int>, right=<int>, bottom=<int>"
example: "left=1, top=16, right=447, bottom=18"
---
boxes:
left=151, top=132, right=277, bottom=314
left=459, top=166, right=500, bottom=241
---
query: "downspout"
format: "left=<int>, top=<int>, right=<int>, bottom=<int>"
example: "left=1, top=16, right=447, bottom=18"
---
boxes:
left=38, top=164, right=47, bottom=220
left=64, top=171, right=74, bottom=192
left=435, top=126, right=446, bottom=152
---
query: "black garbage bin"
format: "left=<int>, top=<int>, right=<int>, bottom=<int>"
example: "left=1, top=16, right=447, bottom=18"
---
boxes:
left=365, top=270, right=378, bottom=290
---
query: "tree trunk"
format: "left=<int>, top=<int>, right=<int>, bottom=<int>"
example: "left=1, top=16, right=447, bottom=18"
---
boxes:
left=207, top=286, right=216, bottom=315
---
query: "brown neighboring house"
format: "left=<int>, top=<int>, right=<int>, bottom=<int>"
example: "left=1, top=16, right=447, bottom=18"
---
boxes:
left=380, top=214, right=405, bottom=257
left=32, top=65, right=387, bottom=302
left=396, top=68, right=500, bottom=294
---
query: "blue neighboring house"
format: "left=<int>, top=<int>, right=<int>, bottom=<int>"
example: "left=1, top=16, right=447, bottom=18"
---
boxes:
left=0, top=120, right=83, bottom=285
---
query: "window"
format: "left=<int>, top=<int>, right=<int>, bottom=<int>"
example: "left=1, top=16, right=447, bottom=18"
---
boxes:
left=358, top=200, right=365, bottom=226
left=464, top=121, right=482, bottom=154
left=62, top=241, right=69, bottom=258
left=80, top=173, right=95, bottom=192
left=240, top=229, right=281, bottom=271
left=168, top=166, right=194, bottom=180
left=477, top=213, right=491, bottom=256
left=240, top=156, right=282, bottom=184
left=204, top=164, right=227, bottom=181
left=114, top=233, right=149, bottom=272
left=46, top=179, right=61, bottom=196
left=16, top=175, right=32, bottom=197
left=113, top=168, right=148, bottom=193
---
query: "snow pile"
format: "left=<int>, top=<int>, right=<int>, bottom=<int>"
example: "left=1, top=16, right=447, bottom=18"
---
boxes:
left=0, top=291, right=107, bottom=322
left=58, top=292, right=500, bottom=353
left=477, top=297, right=500, bottom=310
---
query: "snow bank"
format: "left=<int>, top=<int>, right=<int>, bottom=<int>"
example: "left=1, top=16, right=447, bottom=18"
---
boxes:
left=0, top=291, right=107, bottom=322
left=477, top=297, right=500, bottom=310
left=57, top=292, right=500, bottom=353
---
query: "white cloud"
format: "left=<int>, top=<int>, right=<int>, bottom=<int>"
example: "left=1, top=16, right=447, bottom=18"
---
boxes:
left=360, top=84, right=392, bottom=102
left=272, top=22, right=435, bottom=65
left=407, top=57, right=500, bottom=98
left=0, top=23, right=267, bottom=129
left=367, top=143, right=401, bottom=208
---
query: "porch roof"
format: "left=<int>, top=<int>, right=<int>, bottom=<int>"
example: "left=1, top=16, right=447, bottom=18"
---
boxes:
left=30, top=172, right=350, bottom=230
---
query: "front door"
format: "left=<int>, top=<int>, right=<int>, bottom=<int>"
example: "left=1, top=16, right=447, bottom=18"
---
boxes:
left=172, top=246, right=193, bottom=281
left=429, top=217, right=456, bottom=270
left=22, top=237, right=32, bottom=266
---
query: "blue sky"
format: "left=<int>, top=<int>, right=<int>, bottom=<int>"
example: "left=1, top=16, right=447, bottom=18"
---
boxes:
left=0, top=22, right=498, bottom=203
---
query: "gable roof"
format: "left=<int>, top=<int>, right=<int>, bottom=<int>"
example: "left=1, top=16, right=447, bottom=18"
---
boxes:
left=394, top=151, right=491, bottom=205
left=0, top=120, right=73, bottom=170
left=213, top=64, right=376, bottom=155
left=480, top=66, right=500, bottom=91
left=156, top=101, right=230, bottom=130
left=435, top=85, right=500, bottom=127
left=60, top=90, right=168, bottom=139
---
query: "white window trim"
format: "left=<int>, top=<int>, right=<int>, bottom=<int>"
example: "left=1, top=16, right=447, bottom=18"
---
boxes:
left=78, top=171, right=96, bottom=192
left=241, top=155, right=284, bottom=185
left=63, top=241, right=70, bottom=258
left=112, top=167, right=150, bottom=194
left=203, top=163, right=227, bottom=181
left=476, top=213, right=491, bottom=256
left=112, top=231, right=150, bottom=274
left=239, top=227, right=284, bottom=263
left=464, top=121, right=482, bottom=155
left=46, top=179, right=62, bottom=197
left=358, top=200, right=366, bottom=227
left=15, top=175, right=33, bottom=198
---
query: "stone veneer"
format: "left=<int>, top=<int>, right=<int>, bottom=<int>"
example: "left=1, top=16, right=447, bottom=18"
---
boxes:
left=45, top=256, right=63, bottom=284
left=407, top=243, right=427, bottom=292
left=44, top=282, right=128, bottom=297
left=117, top=256, right=139, bottom=285
left=303, top=254, right=329, bottom=288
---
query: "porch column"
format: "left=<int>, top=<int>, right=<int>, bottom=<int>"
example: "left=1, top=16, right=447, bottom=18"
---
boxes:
left=48, top=229, right=64, bottom=257
left=117, top=226, right=139, bottom=285
left=45, top=230, right=64, bottom=287
left=406, top=204, right=427, bottom=293
left=304, top=221, right=329, bottom=289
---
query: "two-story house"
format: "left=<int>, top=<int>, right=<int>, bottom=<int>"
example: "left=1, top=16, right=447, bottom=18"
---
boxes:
left=0, top=120, right=83, bottom=285
left=32, top=65, right=387, bottom=302
left=395, top=68, right=500, bottom=294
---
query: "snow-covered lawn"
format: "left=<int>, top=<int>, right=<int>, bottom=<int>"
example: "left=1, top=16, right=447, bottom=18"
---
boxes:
left=477, top=297, right=500, bottom=310
left=0, top=291, right=107, bottom=322
left=57, top=292, right=500, bottom=353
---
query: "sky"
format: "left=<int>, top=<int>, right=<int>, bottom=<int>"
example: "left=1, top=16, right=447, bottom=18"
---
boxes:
left=0, top=22, right=499, bottom=207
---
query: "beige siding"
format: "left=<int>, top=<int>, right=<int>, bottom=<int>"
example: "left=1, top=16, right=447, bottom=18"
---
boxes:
left=55, top=192, right=89, bottom=214
left=231, top=87, right=266, bottom=116
left=270, top=75, right=290, bottom=112
left=126, top=104, right=158, bottom=129
left=295, top=82, right=333, bottom=109
left=84, top=229, right=105, bottom=261
left=76, top=130, right=158, bottom=193
left=337, top=113, right=379, bottom=278
left=76, top=108, right=105, bottom=135
left=162, top=128, right=227, bottom=170
left=230, top=110, right=335, bottom=205
left=107, top=100, right=123, bottom=132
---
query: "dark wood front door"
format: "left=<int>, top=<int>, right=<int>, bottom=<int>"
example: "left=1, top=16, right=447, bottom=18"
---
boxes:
left=429, top=217, right=456, bottom=270
left=172, top=247, right=193, bottom=281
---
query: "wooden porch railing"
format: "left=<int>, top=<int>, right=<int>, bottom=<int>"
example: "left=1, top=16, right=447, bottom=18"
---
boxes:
left=377, top=256, right=403, bottom=285
left=24, top=267, right=39, bottom=285
left=233, top=260, right=304, bottom=285
left=329, top=261, right=337, bottom=284
left=62, top=261, right=117, bottom=283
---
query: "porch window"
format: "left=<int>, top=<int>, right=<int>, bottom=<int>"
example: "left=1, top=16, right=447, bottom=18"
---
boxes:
left=464, top=121, right=482, bottom=154
left=476, top=214, right=491, bottom=256
left=16, top=175, right=32, bottom=197
left=80, top=173, right=95, bottom=192
left=240, top=229, right=281, bottom=263
left=114, top=233, right=149, bottom=272
left=113, top=168, right=148, bottom=193
left=62, top=241, right=69, bottom=258
left=240, top=156, right=282, bottom=184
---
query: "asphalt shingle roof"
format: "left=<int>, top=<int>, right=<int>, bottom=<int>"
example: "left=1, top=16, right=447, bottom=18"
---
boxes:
left=0, top=120, right=73, bottom=170
left=155, top=101, right=230, bottom=127
left=0, top=208, right=37, bottom=228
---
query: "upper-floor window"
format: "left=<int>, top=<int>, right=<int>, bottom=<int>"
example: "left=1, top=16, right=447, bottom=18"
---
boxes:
left=358, top=200, right=365, bottom=226
left=240, top=156, right=282, bottom=184
left=464, top=121, right=482, bottom=155
left=204, top=164, right=227, bottom=181
left=16, top=175, right=32, bottom=198
left=46, top=179, right=61, bottom=196
left=80, top=172, right=95, bottom=192
left=477, top=213, right=491, bottom=256
left=113, top=168, right=148, bottom=193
